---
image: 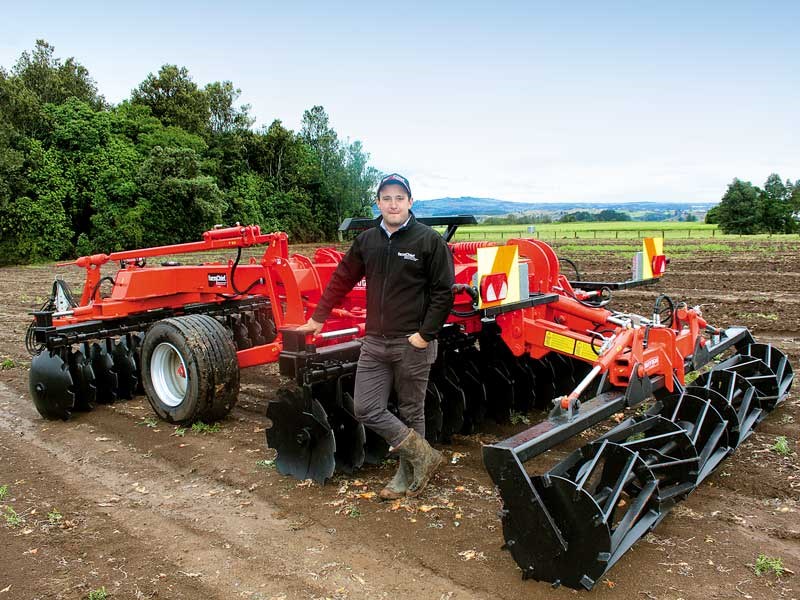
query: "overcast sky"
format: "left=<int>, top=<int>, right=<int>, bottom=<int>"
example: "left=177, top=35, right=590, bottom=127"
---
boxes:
left=2, top=1, right=798, bottom=203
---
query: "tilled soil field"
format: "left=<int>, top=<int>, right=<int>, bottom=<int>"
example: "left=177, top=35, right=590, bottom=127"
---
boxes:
left=1, top=238, right=798, bottom=600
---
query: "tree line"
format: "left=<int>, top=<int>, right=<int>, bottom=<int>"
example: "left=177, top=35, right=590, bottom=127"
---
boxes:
left=0, top=40, right=381, bottom=265
left=482, top=209, right=632, bottom=226
left=706, top=175, right=799, bottom=234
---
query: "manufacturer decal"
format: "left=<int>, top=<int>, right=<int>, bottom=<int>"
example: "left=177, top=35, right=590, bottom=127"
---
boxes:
left=207, top=273, right=228, bottom=287
left=644, top=357, right=660, bottom=371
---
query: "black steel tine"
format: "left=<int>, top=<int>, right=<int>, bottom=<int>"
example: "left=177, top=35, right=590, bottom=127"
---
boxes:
left=647, top=456, right=700, bottom=470
left=609, top=479, right=659, bottom=552
left=601, top=451, right=638, bottom=523
left=696, top=422, right=728, bottom=472
left=576, top=440, right=608, bottom=491
left=690, top=397, right=711, bottom=446
left=620, top=429, right=684, bottom=449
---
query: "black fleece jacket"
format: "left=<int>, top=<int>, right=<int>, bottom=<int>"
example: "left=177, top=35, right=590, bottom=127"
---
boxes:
left=312, top=213, right=454, bottom=341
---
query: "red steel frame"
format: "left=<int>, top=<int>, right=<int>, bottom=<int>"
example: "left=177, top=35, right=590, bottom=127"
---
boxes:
left=54, top=226, right=706, bottom=400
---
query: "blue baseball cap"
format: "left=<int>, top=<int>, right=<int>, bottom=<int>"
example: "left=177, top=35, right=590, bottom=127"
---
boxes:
left=377, top=173, right=411, bottom=197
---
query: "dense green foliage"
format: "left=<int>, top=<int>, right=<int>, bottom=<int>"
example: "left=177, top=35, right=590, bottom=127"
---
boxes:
left=709, top=175, right=799, bottom=234
left=560, top=209, right=631, bottom=223
left=0, top=41, right=380, bottom=264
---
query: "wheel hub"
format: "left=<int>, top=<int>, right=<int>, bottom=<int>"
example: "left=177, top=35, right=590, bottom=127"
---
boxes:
left=295, top=427, right=311, bottom=447
left=151, top=342, right=188, bottom=408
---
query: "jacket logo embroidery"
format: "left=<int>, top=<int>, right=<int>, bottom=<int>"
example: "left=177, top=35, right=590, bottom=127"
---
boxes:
left=397, top=252, right=418, bottom=262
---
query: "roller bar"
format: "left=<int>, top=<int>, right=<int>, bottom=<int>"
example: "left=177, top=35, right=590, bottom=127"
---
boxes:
left=482, top=331, right=793, bottom=590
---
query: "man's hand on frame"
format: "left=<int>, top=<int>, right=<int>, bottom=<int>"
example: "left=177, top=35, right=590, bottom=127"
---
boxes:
left=296, top=318, right=324, bottom=336
left=407, top=332, right=428, bottom=349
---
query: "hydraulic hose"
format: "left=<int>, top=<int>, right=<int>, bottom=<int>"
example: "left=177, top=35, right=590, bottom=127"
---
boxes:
left=90, top=276, right=116, bottom=303
left=653, top=294, right=675, bottom=327
left=222, top=247, right=264, bottom=298
left=450, top=283, right=479, bottom=317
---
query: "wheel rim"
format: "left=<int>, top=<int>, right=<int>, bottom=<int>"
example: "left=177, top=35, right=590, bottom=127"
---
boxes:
left=151, top=342, right=188, bottom=407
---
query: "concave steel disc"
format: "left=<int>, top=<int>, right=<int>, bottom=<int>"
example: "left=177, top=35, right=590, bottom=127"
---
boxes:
left=68, top=348, right=97, bottom=411
left=90, top=341, right=118, bottom=404
left=549, top=353, right=579, bottom=397
left=242, top=312, right=266, bottom=346
left=509, top=356, right=536, bottom=413
left=330, top=392, right=366, bottom=473
left=29, top=350, right=75, bottom=420
left=423, top=380, right=444, bottom=443
left=456, top=355, right=487, bottom=434
left=266, top=387, right=336, bottom=483
left=112, top=338, right=138, bottom=400
left=484, top=360, right=515, bottom=423
left=438, top=367, right=466, bottom=442
left=531, top=355, right=558, bottom=403
left=364, top=427, right=390, bottom=464
left=129, top=333, right=145, bottom=394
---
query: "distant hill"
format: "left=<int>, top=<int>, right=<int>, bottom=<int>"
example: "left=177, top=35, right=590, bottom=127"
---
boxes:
left=386, top=197, right=715, bottom=219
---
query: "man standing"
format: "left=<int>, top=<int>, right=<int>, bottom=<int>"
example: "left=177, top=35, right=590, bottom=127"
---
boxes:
left=299, top=173, right=454, bottom=499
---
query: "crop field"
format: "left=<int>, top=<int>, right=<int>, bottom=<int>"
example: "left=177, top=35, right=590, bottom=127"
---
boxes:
left=449, top=222, right=800, bottom=242
left=1, top=236, right=798, bottom=599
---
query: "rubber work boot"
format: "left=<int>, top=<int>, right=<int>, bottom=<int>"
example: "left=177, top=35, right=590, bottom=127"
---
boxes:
left=379, top=457, right=413, bottom=500
left=394, top=429, right=444, bottom=498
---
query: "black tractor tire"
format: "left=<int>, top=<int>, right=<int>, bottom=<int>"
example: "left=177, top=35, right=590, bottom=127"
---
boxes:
left=141, top=314, right=239, bottom=424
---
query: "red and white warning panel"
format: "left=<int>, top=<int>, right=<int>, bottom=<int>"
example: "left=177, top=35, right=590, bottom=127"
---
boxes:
left=480, top=272, right=508, bottom=303
left=651, top=253, right=667, bottom=277
left=476, top=245, right=521, bottom=309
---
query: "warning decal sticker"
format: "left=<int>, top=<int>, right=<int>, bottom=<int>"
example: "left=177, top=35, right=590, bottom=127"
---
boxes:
left=544, top=331, right=576, bottom=354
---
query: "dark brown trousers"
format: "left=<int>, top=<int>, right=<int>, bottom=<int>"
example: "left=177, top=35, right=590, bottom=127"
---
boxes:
left=353, top=335, right=438, bottom=447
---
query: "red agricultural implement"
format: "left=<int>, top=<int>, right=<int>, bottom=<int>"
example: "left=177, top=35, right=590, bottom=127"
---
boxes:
left=26, top=217, right=793, bottom=590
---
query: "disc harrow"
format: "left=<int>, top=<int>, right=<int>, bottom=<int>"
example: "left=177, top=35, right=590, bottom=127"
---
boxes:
left=24, top=217, right=794, bottom=590
left=28, top=304, right=270, bottom=421
left=271, top=323, right=621, bottom=481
